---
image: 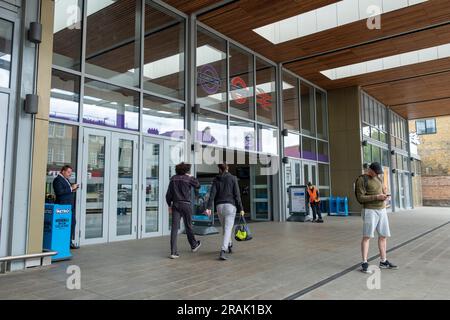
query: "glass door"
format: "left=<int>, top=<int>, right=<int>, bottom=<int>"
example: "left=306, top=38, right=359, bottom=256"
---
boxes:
left=108, top=133, right=139, bottom=242
left=251, top=164, right=272, bottom=221
left=285, top=159, right=302, bottom=220
left=80, top=129, right=138, bottom=244
left=80, top=129, right=110, bottom=245
left=141, top=138, right=163, bottom=238
left=162, top=141, right=185, bottom=235
left=303, top=161, right=318, bottom=186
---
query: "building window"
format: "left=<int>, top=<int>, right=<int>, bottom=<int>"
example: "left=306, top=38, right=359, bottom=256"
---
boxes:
left=142, top=95, right=184, bottom=139
left=196, top=28, right=227, bottom=113
left=282, top=72, right=300, bottom=131
left=46, top=124, right=78, bottom=201
left=85, top=0, right=140, bottom=87
left=416, top=119, right=436, bottom=135
left=83, top=79, right=140, bottom=131
left=143, top=0, right=185, bottom=100
left=229, top=44, right=254, bottom=119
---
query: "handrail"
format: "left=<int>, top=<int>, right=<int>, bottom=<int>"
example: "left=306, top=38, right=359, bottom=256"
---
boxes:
left=0, top=251, right=57, bottom=262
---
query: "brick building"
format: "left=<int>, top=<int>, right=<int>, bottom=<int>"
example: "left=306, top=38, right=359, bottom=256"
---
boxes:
left=409, top=116, right=450, bottom=207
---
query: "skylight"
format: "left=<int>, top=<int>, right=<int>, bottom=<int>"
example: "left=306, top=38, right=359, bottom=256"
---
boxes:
left=320, top=43, right=450, bottom=80
left=253, top=0, right=428, bottom=44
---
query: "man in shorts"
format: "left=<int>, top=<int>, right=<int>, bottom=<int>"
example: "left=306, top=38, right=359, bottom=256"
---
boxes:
left=355, top=162, right=398, bottom=273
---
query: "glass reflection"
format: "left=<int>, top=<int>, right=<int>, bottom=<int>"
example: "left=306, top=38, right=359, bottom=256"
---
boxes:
left=85, top=0, right=140, bottom=87
left=284, top=132, right=301, bottom=159
left=197, top=110, right=227, bottom=147
left=316, top=90, right=328, bottom=140
left=50, top=70, right=80, bottom=121
left=258, top=125, right=278, bottom=155
left=196, top=28, right=227, bottom=112
left=83, top=79, right=139, bottom=131
left=52, top=0, right=83, bottom=70
left=256, top=58, right=276, bottom=125
left=302, top=136, right=317, bottom=161
left=144, top=0, right=185, bottom=99
left=144, top=141, right=159, bottom=233
left=0, top=19, right=13, bottom=88
left=230, top=45, right=254, bottom=119
left=282, top=72, right=300, bottom=131
left=116, top=139, right=134, bottom=236
left=229, top=118, right=255, bottom=151
left=301, top=82, right=316, bottom=136
left=318, top=141, right=329, bottom=163
left=143, top=95, right=184, bottom=139
left=85, top=135, right=105, bottom=239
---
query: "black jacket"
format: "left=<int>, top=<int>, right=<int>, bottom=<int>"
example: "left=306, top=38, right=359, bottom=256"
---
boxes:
left=206, top=172, right=243, bottom=212
left=166, top=174, right=200, bottom=206
left=53, top=174, right=74, bottom=205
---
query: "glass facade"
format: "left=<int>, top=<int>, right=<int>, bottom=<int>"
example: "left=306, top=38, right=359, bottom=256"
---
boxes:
left=360, top=90, right=414, bottom=211
left=281, top=70, right=330, bottom=201
left=45, top=1, right=331, bottom=245
left=195, top=26, right=279, bottom=156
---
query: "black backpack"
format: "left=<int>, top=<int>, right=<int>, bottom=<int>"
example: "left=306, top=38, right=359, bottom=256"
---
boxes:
left=354, top=175, right=369, bottom=204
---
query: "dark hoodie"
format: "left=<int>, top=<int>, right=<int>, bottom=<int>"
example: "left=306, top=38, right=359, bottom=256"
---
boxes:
left=206, top=172, right=243, bottom=212
left=166, top=174, right=200, bottom=206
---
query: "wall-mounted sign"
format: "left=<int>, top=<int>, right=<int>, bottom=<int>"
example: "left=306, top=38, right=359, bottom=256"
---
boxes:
left=198, top=65, right=221, bottom=95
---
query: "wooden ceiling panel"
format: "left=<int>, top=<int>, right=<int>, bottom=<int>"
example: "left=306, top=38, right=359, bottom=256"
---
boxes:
left=390, top=98, right=450, bottom=120
left=363, top=71, right=450, bottom=107
left=199, top=0, right=450, bottom=63
left=283, top=24, right=450, bottom=91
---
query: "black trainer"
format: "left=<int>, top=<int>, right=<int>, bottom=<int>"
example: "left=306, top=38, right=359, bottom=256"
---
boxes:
left=191, top=240, right=202, bottom=252
left=316, top=219, right=324, bottom=223
left=219, top=250, right=228, bottom=261
left=228, top=244, right=233, bottom=254
left=361, top=262, right=371, bottom=273
left=379, top=260, right=398, bottom=269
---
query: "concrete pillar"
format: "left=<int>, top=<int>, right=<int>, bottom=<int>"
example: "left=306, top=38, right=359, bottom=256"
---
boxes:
left=27, top=0, right=54, bottom=254
left=328, top=86, right=363, bottom=214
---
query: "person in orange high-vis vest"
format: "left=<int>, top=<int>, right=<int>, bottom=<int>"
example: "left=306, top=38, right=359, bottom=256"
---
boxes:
left=307, top=182, right=323, bottom=223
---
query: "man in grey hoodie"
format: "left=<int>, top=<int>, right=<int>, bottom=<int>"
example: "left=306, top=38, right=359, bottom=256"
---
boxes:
left=205, top=163, right=245, bottom=260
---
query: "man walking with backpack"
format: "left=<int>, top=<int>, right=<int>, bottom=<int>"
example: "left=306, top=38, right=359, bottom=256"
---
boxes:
left=355, top=162, right=398, bottom=273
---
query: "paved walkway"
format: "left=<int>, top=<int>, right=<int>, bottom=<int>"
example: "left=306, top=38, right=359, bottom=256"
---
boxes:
left=0, top=207, right=449, bottom=300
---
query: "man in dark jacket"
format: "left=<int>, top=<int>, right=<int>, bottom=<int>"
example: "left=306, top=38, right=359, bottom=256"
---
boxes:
left=205, top=163, right=245, bottom=261
left=53, top=165, right=79, bottom=249
left=166, top=162, right=202, bottom=259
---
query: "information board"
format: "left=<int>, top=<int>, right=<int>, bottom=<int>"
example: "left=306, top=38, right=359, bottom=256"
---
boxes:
left=289, top=186, right=307, bottom=214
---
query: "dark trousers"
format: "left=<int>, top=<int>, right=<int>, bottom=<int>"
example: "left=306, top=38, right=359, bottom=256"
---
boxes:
left=71, top=209, right=76, bottom=242
left=310, top=202, right=322, bottom=220
left=171, top=202, right=197, bottom=254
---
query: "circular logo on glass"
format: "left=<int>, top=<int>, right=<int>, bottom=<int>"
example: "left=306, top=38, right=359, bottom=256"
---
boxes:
left=198, top=65, right=221, bottom=95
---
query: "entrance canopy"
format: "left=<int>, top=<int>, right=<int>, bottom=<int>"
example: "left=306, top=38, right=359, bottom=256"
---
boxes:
left=165, top=0, right=450, bottom=120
